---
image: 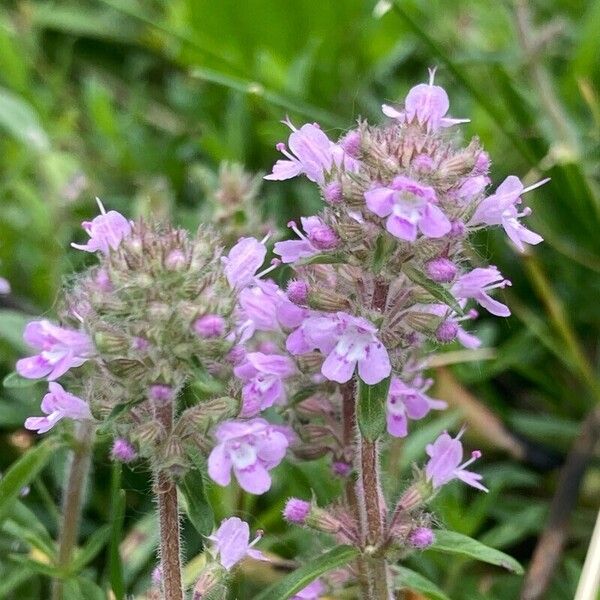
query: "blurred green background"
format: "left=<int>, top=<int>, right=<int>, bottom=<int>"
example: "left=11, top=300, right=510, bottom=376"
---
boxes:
left=0, top=0, right=599, bottom=598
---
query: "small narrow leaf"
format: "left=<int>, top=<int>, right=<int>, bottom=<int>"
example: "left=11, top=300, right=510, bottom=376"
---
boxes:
left=71, top=525, right=111, bottom=573
left=403, top=265, right=463, bottom=314
left=428, top=530, right=524, bottom=574
left=0, top=438, right=59, bottom=526
left=255, top=545, right=359, bottom=600
left=357, top=376, right=391, bottom=441
left=178, top=452, right=214, bottom=539
left=392, top=566, right=451, bottom=600
left=3, top=371, right=38, bottom=389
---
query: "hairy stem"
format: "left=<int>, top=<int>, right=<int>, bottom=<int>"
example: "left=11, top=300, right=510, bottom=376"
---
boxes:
left=51, top=421, right=96, bottom=600
left=155, top=401, right=184, bottom=600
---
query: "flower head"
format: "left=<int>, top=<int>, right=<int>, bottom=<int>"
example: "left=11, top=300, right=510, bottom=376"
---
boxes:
left=207, top=517, right=267, bottom=570
left=470, top=175, right=548, bottom=252
left=287, top=312, right=391, bottom=385
left=71, top=200, right=131, bottom=255
left=425, top=429, right=487, bottom=492
left=16, top=320, right=92, bottom=380
left=208, top=418, right=290, bottom=494
left=452, top=267, right=511, bottom=317
left=386, top=377, right=446, bottom=438
left=25, top=382, right=92, bottom=434
left=365, top=176, right=451, bottom=241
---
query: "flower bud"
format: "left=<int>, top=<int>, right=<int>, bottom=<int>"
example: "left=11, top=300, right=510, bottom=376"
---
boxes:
left=193, top=314, right=225, bottom=338
left=412, top=154, right=434, bottom=172
left=307, top=224, right=339, bottom=250
left=150, top=384, right=175, bottom=405
left=332, top=461, right=352, bottom=477
left=323, top=181, right=343, bottom=204
left=287, top=279, right=309, bottom=305
left=435, top=321, right=458, bottom=343
left=425, top=257, right=457, bottom=283
left=340, top=130, right=361, bottom=157
left=111, top=438, right=137, bottom=463
left=283, top=498, right=311, bottom=524
left=408, top=527, right=435, bottom=549
left=307, top=287, right=349, bottom=311
left=165, top=249, right=187, bottom=271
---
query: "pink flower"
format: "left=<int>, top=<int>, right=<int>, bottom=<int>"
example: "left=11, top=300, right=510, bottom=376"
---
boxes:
left=470, top=175, right=548, bottom=252
left=292, top=580, right=325, bottom=599
left=265, top=119, right=357, bottom=184
left=365, top=176, right=451, bottom=241
left=382, top=69, right=469, bottom=132
left=222, top=237, right=268, bottom=289
left=16, top=320, right=93, bottom=380
left=423, top=304, right=481, bottom=349
left=425, top=429, right=488, bottom=492
left=71, top=201, right=131, bottom=254
left=452, top=267, right=511, bottom=317
left=207, top=517, right=268, bottom=570
left=24, top=382, right=92, bottom=434
left=386, top=377, right=446, bottom=438
left=287, top=312, right=391, bottom=385
left=208, top=418, right=290, bottom=494
left=274, top=218, right=339, bottom=264
left=234, top=352, right=297, bottom=416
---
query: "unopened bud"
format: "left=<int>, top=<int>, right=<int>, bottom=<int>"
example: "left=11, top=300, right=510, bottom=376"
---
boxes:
left=340, top=130, right=361, bottom=157
left=323, top=181, right=343, bottom=204
left=308, top=288, right=349, bottom=311
left=308, top=224, right=339, bottom=250
left=283, top=498, right=311, bottom=524
left=150, top=384, right=175, bottom=405
left=408, top=527, right=435, bottom=549
left=165, top=249, right=187, bottom=271
left=332, top=461, right=352, bottom=477
left=435, top=321, right=458, bottom=343
left=111, top=438, right=137, bottom=463
left=425, top=257, right=457, bottom=283
left=193, top=314, right=225, bottom=338
left=412, top=153, right=434, bottom=172
left=287, top=279, right=309, bottom=305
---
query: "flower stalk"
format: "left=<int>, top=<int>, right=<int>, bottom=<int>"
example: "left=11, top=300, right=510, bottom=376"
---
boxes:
left=51, top=421, right=96, bottom=600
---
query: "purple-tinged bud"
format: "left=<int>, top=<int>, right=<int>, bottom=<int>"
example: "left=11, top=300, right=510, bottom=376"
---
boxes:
left=340, top=130, right=361, bottom=157
left=449, top=220, right=466, bottom=238
left=435, top=321, right=458, bottom=343
left=226, top=345, right=245, bottom=364
left=132, top=336, right=150, bottom=352
left=307, top=224, right=339, bottom=250
left=474, top=151, right=490, bottom=175
left=111, top=438, right=137, bottom=463
left=408, top=527, right=435, bottom=549
left=332, top=461, right=352, bottom=477
left=283, top=498, right=311, bottom=524
left=152, top=565, right=162, bottom=586
left=95, top=268, right=112, bottom=292
left=323, top=181, right=343, bottom=204
left=287, top=279, right=309, bottom=305
left=193, top=314, right=225, bottom=338
left=412, top=154, right=434, bottom=172
left=425, top=257, right=457, bottom=283
left=165, top=249, right=187, bottom=271
left=150, top=384, right=174, bottom=405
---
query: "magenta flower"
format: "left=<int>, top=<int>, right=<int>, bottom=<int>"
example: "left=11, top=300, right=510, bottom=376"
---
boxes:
left=287, top=312, right=391, bottom=385
left=452, top=267, right=511, bottom=317
left=292, top=580, right=325, bottom=599
left=234, top=352, right=297, bottom=417
left=207, top=517, right=268, bottom=570
left=264, top=118, right=356, bottom=184
left=382, top=69, right=469, bottom=132
left=16, top=320, right=93, bottom=380
left=222, top=237, right=268, bottom=289
left=470, top=175, right=548, bottom=252
left=208, top=418, right=290, bottom=494
left=386, top=377, right=446, bottom=438
left=71, top=202, right=131, bottom=254
left=365, top=176, right=451, bottom=241
left=24, top=382, right=92, bottom=434
left=425, top=430, right=487, bottom=492
left=274, top=218, right=339, bottom=264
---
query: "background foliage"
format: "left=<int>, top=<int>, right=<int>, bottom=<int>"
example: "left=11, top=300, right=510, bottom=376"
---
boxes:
left=0, top=0, right=599, bottom=598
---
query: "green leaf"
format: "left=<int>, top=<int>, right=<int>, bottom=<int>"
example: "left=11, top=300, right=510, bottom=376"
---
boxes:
left=71, top=525, right=111, bottom=572
left=0, top=438, right=59, bottom=526
left=179, top=456, right=215, bottom=539
left=254, top=545, right=359, bottom=600
left=3, top=371, right=38, bottom=388
left=428, top=530, right=524, bottom=574
left=392, top=566, right=451, bottom=600
left=0, top=87, right=49, bottom=151
left=403, top=265, right=463, bottom=314
left=357, top=376, right=391, bottom=441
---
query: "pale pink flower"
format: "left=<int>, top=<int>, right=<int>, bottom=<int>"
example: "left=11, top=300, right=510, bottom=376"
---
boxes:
left=452, top=267, right=511, bottom=317
left=274, top=217, right=339, bottom=264
left=71, top=200, right=131, bottom=254
left=222, top=237, right=268, bottom=289
left=25, top=382, right=92, bottom=434
left=16, top=320, right=93, bottom=380
left=470, top=175, right=548, bottom=252
left=207, top=517, right=268, bottom=570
